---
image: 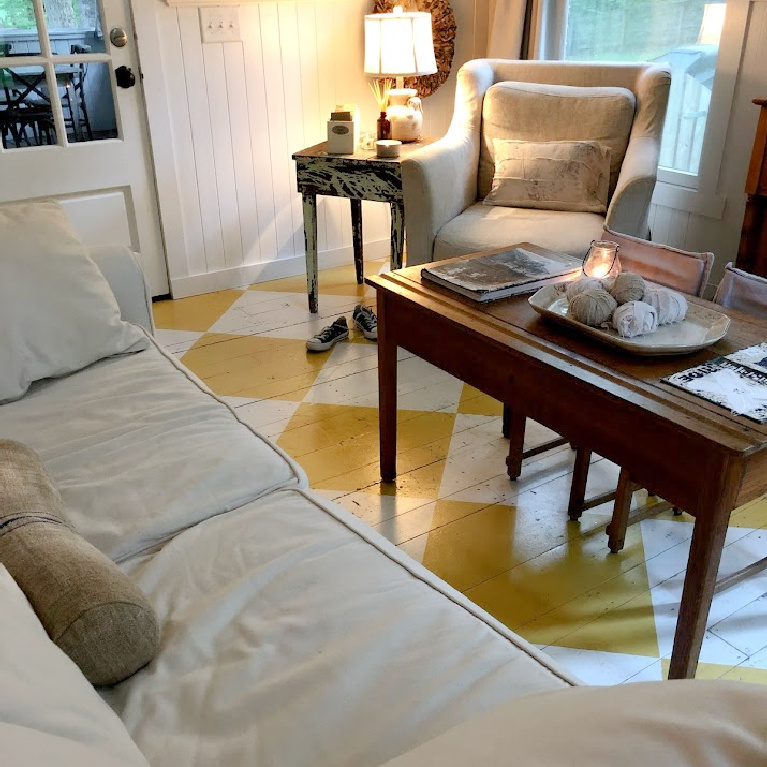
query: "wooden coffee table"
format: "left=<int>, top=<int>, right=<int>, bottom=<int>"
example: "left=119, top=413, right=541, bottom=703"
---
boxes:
left=367, top=260, right=767, bottom=680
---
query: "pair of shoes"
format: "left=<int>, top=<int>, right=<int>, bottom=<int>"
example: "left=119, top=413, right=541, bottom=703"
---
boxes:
left=306, top=316, right=349, bottom=352
left=353, top=304, right=377, bottom=341
left=305, top=305, right=378, bottom=352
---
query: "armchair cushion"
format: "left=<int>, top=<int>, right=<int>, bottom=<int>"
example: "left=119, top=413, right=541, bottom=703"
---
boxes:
left=484, top=139, right=611, bottom=213
left=479, top=82, right=635, bottom=200
left=434, top=204, right=604, bottom=261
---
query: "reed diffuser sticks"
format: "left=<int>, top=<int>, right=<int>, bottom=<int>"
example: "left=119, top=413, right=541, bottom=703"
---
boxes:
left=369, top=78, right=394, bottom=111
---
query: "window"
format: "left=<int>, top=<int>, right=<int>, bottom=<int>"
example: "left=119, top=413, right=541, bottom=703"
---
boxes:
left=562, top=0, right=726, bottom=179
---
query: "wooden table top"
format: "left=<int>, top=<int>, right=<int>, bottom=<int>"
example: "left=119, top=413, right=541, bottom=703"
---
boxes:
left=368, top=264, right=767, bottom=460
left=292, top=138, right=438, bottom=165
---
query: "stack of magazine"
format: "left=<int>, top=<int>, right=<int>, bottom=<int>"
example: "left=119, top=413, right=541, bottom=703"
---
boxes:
left=664, top=343, right=767, bottom=424
left=421, top=245, right=583, bottom=302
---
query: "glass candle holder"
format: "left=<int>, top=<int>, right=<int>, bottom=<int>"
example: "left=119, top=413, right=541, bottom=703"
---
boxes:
left=583, top=240, right=621, bottom=279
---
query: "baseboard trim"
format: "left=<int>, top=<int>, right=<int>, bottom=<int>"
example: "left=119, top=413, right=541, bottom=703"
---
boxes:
left=169, top=239, right=391, bottom=298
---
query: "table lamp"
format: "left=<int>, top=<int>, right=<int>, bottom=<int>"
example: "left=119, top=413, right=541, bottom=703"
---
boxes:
left=364, top=5, right=437, bottom=142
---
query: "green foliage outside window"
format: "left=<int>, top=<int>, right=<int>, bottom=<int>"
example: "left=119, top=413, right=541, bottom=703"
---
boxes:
left=0, top=0, right=36, bottom=29
left=566, top=0, right=709, bottom=61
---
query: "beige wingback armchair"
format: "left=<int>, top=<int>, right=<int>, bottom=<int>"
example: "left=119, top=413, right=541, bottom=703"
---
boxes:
left=402, top=59, right=671, bottom=266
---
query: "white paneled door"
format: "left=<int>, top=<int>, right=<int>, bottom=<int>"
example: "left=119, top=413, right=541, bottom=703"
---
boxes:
left=0, top=0, right=167, bottom=294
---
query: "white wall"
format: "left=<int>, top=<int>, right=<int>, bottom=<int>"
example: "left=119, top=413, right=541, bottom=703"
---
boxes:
left=134, top=0, right=490, bottom=297
left=648, top=0, right=767, bottom=292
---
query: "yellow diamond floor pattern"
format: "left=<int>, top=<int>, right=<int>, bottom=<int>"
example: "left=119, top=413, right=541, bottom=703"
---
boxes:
left=154, top=260, right=767, bottom=686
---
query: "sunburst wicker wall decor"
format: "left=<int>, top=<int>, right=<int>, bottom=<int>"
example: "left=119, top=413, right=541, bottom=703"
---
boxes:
left=372, top=0, right=456, bottom=98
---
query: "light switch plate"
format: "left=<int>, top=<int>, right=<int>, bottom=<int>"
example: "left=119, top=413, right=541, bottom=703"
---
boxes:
left=199, top=7, right=240, bottom=43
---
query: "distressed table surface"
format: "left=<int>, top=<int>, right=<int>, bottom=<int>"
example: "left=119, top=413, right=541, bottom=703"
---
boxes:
left=293, top=138, right=437, bottom=312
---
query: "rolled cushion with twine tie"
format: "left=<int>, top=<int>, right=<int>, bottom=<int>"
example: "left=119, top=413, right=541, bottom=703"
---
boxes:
left=0, top=440, right=159, bottom=686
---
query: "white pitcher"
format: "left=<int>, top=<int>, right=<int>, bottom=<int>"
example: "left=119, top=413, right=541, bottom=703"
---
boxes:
left=387, top=88, right=424, bottom=143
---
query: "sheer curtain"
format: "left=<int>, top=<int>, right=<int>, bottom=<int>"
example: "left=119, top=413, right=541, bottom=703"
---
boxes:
left=487, top=0, right=543, bottom=59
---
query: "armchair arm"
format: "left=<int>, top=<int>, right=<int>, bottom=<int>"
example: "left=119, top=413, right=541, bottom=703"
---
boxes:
left=605, top=136, right=660, bottom=238
left=401, top=135, right=477, bottom=266
left=88, top=245, right=155, bottom=335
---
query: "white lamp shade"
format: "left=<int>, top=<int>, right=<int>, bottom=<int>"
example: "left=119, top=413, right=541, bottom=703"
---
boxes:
left=364, top=10, right=437, bottom=77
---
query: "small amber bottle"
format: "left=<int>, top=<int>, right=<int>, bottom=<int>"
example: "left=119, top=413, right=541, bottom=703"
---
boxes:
left=377, top=111, right=391, bottom=141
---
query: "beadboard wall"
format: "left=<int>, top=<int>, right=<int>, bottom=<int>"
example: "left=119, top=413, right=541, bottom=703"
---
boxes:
left=135, top=0, right=490, bottom=297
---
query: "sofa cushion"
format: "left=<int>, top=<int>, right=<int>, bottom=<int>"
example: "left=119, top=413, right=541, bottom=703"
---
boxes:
left=434, top=203, right=605, bottom=261
left=484, top=139, right=611, bottom=213
left=0, top=564, right=150, bottom=767
left=0, top=201, right=147, bottom=403
left=382, top=680, right=767, bottom=767
left=479, top=82, right=635, bottom=200
left=0, top=440, right=159, bottom=686
left=104, top=488, right=574, bottom=767
left=0, top=338, right=303, bottom=563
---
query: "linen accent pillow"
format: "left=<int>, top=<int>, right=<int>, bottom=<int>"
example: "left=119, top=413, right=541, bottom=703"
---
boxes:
left=0, top=200, right=147, bottom=403
left=484, top=139, right=611, bottom=213
left=0, top=440, right=160, bottom=686
left=383, top=681, right=767, bottom=767
left=0, top=563, right=150, bottom=766
left=479, top=81, right=635, bottom=200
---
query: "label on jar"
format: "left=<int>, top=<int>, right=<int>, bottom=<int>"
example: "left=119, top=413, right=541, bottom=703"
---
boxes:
left=332, top=125, right=350, bottom=135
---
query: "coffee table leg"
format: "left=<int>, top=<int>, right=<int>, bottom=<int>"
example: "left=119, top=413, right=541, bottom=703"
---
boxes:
left=351, top=199, right=363, bottom=284
left=505, top=408, right=525, bottom=480
left=668, top=516, right=729, bottom=679
left=390, top=201, right=405, bottom=270
left=378, top=293, right=397, bottom=482
left=668, top=460, right=741, bottom=679
left=302, top=191, right=319, bottom=313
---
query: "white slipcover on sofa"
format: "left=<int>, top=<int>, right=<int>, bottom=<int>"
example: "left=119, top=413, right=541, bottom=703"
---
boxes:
left=2, top=227, right=766, bottom=766
left=0, top=242, right=577, bottom=766
left=402, top=59, right=671, bottom=265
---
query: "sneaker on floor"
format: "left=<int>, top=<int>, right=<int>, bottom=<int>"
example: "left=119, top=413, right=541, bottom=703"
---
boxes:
left=306, top=316, right=349, bottom=352
left=353, top=304, right=378, bottom=341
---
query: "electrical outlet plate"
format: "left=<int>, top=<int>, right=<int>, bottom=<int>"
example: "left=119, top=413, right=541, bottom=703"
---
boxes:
left=199, top=7, right=241, bottom=43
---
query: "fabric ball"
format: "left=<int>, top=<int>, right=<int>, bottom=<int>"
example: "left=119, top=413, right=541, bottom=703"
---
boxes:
left=567, top=289, right=618, bottom=327
left=566, top=278, right=603, bottom=302
left=643, top=287, right=688, bottom=325
left=610, top=273, right=646, bottom=305
left=612, top=300, right=659, bottom=338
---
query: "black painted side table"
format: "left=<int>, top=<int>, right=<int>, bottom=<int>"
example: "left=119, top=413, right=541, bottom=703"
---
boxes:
left=292, top=138, right=435, bottom=313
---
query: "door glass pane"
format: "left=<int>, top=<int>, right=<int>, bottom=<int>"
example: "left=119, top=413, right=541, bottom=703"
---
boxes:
left=45, top=0, right=106, bottom=55
left=61, top=60, right=115, bottom=142
left=0, top=0, right=42, bottom=56
left=564, top=0, right=726, bottom=176
left=1, top=65, right=56, bottom=147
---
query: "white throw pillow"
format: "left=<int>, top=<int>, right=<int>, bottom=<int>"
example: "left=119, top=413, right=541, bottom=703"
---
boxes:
left=382, top=680, right=767, bottom=767
left=484, top=139, right=611, bottom=213
left=0, top=564, right=150, bottom=767
left=0, top=201, right=147, bottom=402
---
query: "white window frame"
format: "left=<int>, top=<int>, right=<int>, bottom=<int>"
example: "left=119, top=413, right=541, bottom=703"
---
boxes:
left=541, top=0, right=751, bottom=217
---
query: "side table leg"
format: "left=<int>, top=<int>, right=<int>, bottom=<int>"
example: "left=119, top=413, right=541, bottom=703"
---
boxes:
left=302, top=191, right=319, bottom=313
left=351, top=198, right=363, bottom=284
left=390, top=201, right=405, bottom=270
left=378, top=293, right=397, bottom=482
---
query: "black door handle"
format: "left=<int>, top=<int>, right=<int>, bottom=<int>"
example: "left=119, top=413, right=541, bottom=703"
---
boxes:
left=115, top=65, right=136, bottom=89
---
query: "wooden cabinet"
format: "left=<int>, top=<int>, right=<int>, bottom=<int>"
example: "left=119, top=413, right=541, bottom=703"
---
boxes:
left=737, top=99, right=767, bottom=277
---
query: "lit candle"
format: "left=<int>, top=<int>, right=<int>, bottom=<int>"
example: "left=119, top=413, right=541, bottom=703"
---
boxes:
left=583, top=240, right=620, bottom=279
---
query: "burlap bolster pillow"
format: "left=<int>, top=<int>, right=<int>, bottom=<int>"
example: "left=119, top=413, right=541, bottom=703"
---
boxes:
left=0, top=440, right=159, bottom=686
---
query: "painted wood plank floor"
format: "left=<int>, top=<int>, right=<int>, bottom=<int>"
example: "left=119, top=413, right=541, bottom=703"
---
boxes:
left=154, top=258, right=767, bottom=686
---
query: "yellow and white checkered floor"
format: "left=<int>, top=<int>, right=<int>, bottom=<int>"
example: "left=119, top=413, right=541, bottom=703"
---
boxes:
left=154, top=259, right=767, bottom=686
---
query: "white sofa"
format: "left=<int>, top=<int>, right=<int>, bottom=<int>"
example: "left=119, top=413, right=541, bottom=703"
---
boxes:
left=0, top=244, right=577, bottom=767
